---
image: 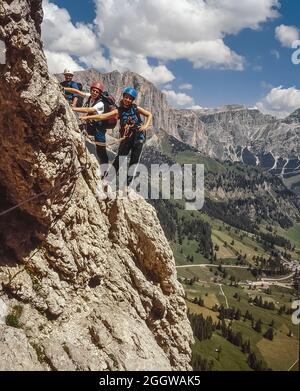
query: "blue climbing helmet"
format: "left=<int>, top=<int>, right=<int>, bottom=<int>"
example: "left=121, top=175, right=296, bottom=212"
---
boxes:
left=123, top=87, right=137, bottom=100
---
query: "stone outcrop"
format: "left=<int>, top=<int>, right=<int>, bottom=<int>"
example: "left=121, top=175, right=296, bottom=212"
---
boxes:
left=0, top=325, right=44, bottom=371
left=0, top=0, right=193, bottom=371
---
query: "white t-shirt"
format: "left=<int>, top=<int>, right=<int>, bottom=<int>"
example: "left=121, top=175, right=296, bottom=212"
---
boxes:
left=83, top=92, right=104, bottom=114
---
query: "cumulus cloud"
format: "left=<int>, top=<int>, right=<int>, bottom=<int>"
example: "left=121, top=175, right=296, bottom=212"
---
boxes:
left=275, top=25, right=300, bottom=48
left=42, top=4, right=97, bottom=56
left=190, top=105, right=204, bottom=110
left=162, top=83, right=173, bottom=90
left=42, top=0, right=280, bottom=83
left=162, top=90, right=195, bottom=108
left=41, top=0, right=174, bottom=84
left=256, top=86, right=300, bottom=118
left=78, top=50, right=111, bottom=72
left=44, top=50, right=84, bottom=74
left=179, top=83, right=193, bottom=90
left=110, top=55, right=175, bottom=85
left=42, top=0, right=104, bottom=73
left=94, top=0, right=279, bottom=71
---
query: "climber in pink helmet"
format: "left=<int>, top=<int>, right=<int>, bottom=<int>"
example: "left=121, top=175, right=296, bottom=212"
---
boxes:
left=64, top=81, right=114, bottom=173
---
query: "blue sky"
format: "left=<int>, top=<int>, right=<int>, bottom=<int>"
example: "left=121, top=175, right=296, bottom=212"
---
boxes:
left=42, top=0, right=300, bottom=117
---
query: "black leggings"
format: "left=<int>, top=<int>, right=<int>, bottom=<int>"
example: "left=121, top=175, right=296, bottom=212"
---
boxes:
left=110, top=137, right=144, bottom=186
left=96, top=145, right=109, bottom=165
left=96, top=145, right=109, bottom=179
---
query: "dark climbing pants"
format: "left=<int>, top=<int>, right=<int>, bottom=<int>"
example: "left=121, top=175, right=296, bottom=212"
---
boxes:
left=86, top=141, right=109, bottom=179
left=96, top=145, right=109, bottom=165
left=96, top=145, right=109, bottom=179
left=110, top=136, right=144, bottom=186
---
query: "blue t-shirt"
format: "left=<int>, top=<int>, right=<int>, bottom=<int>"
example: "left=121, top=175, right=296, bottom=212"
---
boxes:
left=61, top=80, right=79, bottom=102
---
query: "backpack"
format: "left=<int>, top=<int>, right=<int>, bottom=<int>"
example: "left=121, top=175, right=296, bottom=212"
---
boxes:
left=100, top=91, right=118, bottom=129
left=85, top=91, right=118, bottom=130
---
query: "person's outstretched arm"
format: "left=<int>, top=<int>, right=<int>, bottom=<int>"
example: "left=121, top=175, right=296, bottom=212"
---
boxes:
left=137, top=107, right=153, bottom=131
left=73, top=107, right=98, bottom=114
left=81, top=109, right=118, bottom=121
left=64, top=87, right=86, bottom=97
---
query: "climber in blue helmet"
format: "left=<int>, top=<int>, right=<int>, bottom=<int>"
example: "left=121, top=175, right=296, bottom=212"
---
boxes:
left=123, top=87, right=138, bottom=100
left=81, top=86, right=153, bottom=190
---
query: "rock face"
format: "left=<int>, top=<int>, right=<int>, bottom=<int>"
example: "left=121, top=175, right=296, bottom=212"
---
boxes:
left=198, top=106, right=300, bottom=166
left=0, top=0, right=193, bottom=371
left=197, top=106, right=276, bottom=160
left=282, top=108, right=300, bottom=125
left=0, top=325, right=44, bottom=371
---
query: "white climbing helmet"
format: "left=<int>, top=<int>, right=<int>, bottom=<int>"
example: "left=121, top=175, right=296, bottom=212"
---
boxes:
left=64, top=68, right=73, bottom=75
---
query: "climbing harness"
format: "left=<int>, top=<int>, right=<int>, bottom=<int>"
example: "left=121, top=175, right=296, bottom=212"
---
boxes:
left=81, top=122, right=137, bottom=148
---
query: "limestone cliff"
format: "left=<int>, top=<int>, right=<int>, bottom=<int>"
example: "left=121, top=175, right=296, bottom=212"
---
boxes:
left=0, top=0, right=193, bottom=371
left=198, top=105, right=300, bottom=164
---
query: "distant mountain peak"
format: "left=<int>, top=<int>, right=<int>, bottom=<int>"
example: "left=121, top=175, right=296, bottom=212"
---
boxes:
left=282, top=108, right=300, bottom=124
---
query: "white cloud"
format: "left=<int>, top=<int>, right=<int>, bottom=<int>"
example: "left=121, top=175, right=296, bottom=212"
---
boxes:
left=41, top=0, right=174, bottom=84
left=42, top=0, right=105, bottom=74
left=42, top=0, right=280, bottom=82
left=44, top=50, right=84, bottom=74
left=110, top=55, right=175, bottom=85
left=179, top=83, right=193, bottom=90
left=190, top=105, right=204, bottom=110
left=275, top=25, right=300, bottom=48
left=163, top=90, right=194, bottom=108
left=93, top=0, right=279, bottom=71
left=256, top=86, right=300, bottom=118
left=162, top=83, right=173, bottom=90
left=78, top=50, right=110, bottom=72
left=42, top=0, right=98, bottom=56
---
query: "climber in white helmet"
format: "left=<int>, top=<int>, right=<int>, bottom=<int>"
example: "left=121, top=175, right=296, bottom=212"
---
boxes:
left=60, top=69, right=79, bottom=107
